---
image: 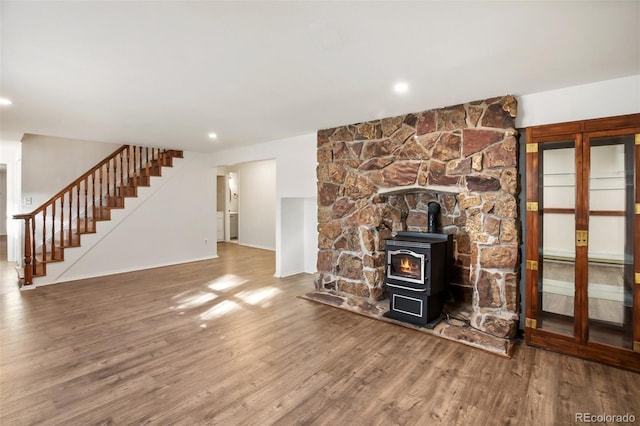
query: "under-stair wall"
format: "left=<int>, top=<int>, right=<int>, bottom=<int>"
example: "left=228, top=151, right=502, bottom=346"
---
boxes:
left=39, top=152, right=217, bottom=284
left=19, top=141, right=217, bottom=286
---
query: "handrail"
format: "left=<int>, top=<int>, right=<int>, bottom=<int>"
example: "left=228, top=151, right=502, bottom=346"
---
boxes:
left=12, top=145, right=179, bottom=287
left=13, top=213, right=33, bottom=220
left=18, top=145, right=128, bottom=217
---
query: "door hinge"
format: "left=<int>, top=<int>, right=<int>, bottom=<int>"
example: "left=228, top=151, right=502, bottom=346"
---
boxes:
left=526, top=143, right=538, bottom=153
left=526, top=260, right=538, bottom=271
left=525, top=318, right=537, bottom=329
left=634, top=341, right=640, bottom=353
left=636, top=203, right=640, bottom=215
left=526, top=202, right=539, bottom=212
left=635, top=134, right=640, bottom=145
left=635, top=272, right=640, bottom=285
left=576, top=230, right=588, bottom=247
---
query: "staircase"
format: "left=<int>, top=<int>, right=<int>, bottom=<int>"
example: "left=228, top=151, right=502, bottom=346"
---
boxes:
left=13, top=145, right=183, bottom=288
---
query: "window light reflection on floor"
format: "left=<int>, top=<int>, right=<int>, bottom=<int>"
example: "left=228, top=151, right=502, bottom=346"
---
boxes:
left=199, top=300, right=239, bottom=321
left=207, top=274, right=248, bottom=292
left=235, top=287, right=281, bottom=307
left=174, top=292, right=217, bottom=310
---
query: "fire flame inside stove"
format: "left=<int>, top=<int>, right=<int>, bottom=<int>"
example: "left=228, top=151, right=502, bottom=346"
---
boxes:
left=400, top=257, right=412, bottom=272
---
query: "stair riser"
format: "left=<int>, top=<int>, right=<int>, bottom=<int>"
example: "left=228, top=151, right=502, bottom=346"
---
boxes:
left=128, top=176, right=151, bottom=187
left=30, top=263, right=46, bottom=278
left=104, top=197, right=125, bottom=208
left=77, top=219, right=96, bottom=234
left=36, top=254, right=64, bottom=263
left=57, top=231, right=81, bottom=248
left=117, top=187, right=138, bottom=197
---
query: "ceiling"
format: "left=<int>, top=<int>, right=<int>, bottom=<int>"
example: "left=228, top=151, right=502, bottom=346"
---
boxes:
left=1, top=1, right=638, bottom=153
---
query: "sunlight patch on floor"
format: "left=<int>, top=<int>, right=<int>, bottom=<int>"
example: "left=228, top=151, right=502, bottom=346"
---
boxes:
left=173, top=291, right=217, bottom=310
left=207, top=274, right=248, bottom=292
left=235, top=287, right=282, bottom=307
left=199, top=300, right=239, bottom=321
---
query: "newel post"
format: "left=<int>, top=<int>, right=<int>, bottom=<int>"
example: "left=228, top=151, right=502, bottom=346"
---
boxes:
left=14, top=214, right=34, bottom=286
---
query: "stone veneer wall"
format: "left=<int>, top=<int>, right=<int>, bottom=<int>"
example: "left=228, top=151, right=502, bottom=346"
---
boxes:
left=315, top=96, right=520, bottom=338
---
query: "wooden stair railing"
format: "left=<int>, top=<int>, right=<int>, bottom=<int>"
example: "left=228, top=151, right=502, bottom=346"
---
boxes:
left=13, top=145, right=183, bottom=287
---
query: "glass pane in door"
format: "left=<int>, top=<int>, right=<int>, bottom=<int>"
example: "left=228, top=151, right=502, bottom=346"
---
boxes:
left=588, top=138, right=633, bottom=349
left=538, top=142, right=576, bottom=336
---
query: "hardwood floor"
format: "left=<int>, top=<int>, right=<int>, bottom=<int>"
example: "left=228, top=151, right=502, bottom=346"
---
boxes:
left=1, top=241, right=638, bottom=425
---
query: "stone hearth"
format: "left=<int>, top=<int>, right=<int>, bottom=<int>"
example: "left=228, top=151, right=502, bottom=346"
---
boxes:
left=300, top=290, right=515, bottom=356
left=313, top=96, right=520, bottom=352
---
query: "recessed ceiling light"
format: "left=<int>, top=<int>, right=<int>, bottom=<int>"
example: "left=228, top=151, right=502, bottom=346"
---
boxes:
left=393, top=82, right=409, bottom=94
left=0, top=98, right=12, bottom=106
left=208, top=133, right=218, bottom=140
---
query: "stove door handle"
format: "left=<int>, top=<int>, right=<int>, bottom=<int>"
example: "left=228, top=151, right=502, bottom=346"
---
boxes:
left=396, top=249, right=415, bottom=255
left=394, top=249, right=428, bottom=261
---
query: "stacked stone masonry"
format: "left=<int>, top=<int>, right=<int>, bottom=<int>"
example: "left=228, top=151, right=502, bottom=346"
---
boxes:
left=315, top=96, right=520, bottom=339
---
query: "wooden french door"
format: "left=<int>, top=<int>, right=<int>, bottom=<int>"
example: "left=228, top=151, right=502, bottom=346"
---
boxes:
left=525, top=114, right=640, bottom=372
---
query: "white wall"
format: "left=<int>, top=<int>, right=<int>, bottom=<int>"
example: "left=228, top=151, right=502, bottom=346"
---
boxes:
left=212, top=133, right=317, bottom=277
left=277, top=197, right=318, bottom=276
left=228, top=172, right=239, bottom=213
left=213, top=133, right=317, bottom=198
left=0, top=168, right=6, bottom=235
left=0, top=140, right=22, bottom=261
left=43, top=152, right=217, bottom=283
left=237, top=160, right=276, bottom=250
left=303, top=197, right=318, bottom=274
left=517, top=74, right=640, bottom=128
left=21, top=135, right=120, bottom=209
left=280, top=198, right=305, bottom=276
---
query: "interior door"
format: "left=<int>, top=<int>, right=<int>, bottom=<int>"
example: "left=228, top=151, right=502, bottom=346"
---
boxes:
left=525, top=115, right=640, bottom=372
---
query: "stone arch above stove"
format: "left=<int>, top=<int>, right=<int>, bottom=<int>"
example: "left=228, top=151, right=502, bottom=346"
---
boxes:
left=315, top=95, right=520, bottom=339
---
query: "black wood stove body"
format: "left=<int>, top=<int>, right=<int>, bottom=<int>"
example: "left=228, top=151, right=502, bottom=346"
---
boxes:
left=383, top=231, right=452, bottom=327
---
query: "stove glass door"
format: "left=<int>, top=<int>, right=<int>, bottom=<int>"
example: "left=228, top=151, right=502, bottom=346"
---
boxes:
left=388, top=249, right=424, bottom=284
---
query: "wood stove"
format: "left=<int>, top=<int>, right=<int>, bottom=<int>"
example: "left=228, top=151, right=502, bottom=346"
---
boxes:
left=383, top=231, right=452, bottom=327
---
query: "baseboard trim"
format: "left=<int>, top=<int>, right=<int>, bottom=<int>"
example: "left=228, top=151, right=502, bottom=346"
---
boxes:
left=236, top=242, right=275, bottom=252
left=35, top=255, right=220, bottom=286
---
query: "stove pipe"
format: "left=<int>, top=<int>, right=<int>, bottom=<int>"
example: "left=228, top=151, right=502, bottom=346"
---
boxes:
left=427, top=202, right=441, bottom=233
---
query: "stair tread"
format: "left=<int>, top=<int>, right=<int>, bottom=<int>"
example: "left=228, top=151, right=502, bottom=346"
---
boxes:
left=60, top=242, right=81, bottom=248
